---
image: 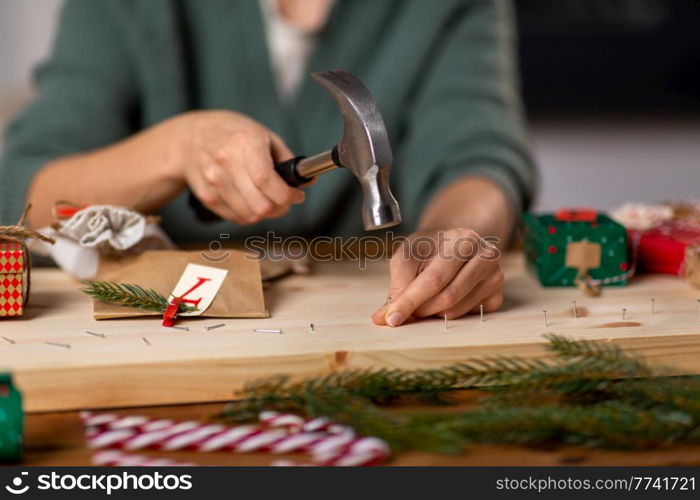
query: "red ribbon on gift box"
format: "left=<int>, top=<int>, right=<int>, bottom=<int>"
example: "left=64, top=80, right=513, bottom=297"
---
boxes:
left=555, top=208, right=598, bottom=223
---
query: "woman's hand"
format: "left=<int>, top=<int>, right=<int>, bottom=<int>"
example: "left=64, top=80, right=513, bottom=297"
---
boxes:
left=179, top=110, right=306, bottom=225
left=27, top=110, right=306, bottom=228
left=372, top=227, right=504, bottom=327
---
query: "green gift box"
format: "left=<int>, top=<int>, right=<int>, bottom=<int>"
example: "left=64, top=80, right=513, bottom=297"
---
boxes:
left=0, top=372, right=22, bottom=462
left=524, top=209, right=629, bottom=287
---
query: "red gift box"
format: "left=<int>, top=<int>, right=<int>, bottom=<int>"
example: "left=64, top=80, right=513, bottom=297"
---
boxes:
left=634, top=221, right=700, bottom=275
left=0, top=241, right=29, bottom=317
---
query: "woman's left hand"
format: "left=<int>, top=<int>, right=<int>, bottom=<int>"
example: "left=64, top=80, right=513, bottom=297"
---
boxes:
left=371, top=227, right=504, bottom=327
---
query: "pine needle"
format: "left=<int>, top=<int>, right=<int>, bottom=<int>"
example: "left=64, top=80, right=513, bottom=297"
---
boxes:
left=544, top=333, right=655, bottom=377
left=218, top=334, right=700, bottom=454
left=80, top=281, right=195, bottom=313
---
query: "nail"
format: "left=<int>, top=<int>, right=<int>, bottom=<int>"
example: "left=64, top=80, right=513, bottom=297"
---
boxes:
left=543, top=310, right=548, bottom=328
left=651, top=298, right=655, bottom=315
left=572, top=301, right=577, bottom=319
left=46, top=342, right=70, bottom=349
left=480, top=304, right=484, bottom=323
left=2, top=336, right=15, bottom=344
left=444, top=313, right=448, bottom=331
left=387, top=312, right=403, bottom=328
left=205, top=323, right=225, bottom=331
left=167, top=326, right=189, bottom=331
left=85, top=331, right=105, bottom=338
left=142, top=337, right=151, bottom=346
left=254, top=328, right=283, bottom=334
left=309, top=323, right=314, bottom=333
left=386, top=296, right=392, bottom=305
left=622, top=308, right=627, bottom=321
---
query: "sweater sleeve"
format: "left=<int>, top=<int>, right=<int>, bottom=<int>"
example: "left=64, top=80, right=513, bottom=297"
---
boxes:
left=0, top=0, right=137, bottom=225
left=395, top=0, right=537, bottom=231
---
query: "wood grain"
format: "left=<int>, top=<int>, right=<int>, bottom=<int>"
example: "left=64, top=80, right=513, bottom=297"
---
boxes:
left=2, top=253, right=700, bottom=412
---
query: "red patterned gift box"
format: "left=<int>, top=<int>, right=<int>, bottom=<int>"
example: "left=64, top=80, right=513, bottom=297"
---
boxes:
left=0, top=242, right=29, bottom=317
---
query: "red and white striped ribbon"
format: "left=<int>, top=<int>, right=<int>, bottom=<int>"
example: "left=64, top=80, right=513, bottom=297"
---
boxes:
left=81, top=411, right=389, bottom=467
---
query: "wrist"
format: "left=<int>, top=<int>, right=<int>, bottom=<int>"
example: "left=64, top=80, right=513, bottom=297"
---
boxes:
left=156, top=114, right=194, bottom=186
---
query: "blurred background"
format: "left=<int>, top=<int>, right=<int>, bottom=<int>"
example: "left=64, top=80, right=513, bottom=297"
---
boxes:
left=1, top=0, right=698, bottom=212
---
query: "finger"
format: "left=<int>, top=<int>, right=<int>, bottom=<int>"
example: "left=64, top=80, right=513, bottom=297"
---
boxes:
left=371, top=296, right=394, bottom=326
left=386, top=249, right=422, bottom=302
left=195, top=191, right=242, bottom=222
left=383, top=257, right=465, bottom=327
left=265, top=204, right=292, bottom=219
left=444, top=284, right=504, bottom=320
left=220, top=140, right=283, bottom=219
left=474, top=289, right=504, bottom=313
left=244, top=155, right=305, bottom=207
left=372, top=247, right=421, bottom=326
left=269, top=132, right=294, bottom=162
left=199, top=159, right=258, bottom=224
left=372, top=306, right=418, bottom=326
left=236, top=164, right=289, bottom=219
left=252, top=134, right=306, bottom=205
left=215, top=134, right=299, bottom=219
left=191, top=165, right=253, bottom=224
left=414, top=257, right=497, bottom=318
left=371, top=303, right=389, bottom=325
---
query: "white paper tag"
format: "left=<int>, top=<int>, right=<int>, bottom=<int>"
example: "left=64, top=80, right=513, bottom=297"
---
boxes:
left=168, top=263, right=229, bottom=316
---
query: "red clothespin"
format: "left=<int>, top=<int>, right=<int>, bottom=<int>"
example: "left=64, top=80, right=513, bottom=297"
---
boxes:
left=162, top=298, right=181, bottom=327
left=555, top=208, right=598, bottom=223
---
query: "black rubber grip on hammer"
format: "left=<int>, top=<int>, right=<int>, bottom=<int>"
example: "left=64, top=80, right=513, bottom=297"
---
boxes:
left=274, top=156, right=310, bottom=187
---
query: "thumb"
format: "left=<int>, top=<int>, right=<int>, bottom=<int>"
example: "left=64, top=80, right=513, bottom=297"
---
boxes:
left=269, top=132, right=318, bottom=187
left=372, top=253, right=420, bottom=325
left=269, top=132, right=294, bottom=163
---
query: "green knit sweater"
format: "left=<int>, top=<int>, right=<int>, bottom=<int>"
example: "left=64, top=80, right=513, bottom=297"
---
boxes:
left=0, top=0, right=535, bottom=240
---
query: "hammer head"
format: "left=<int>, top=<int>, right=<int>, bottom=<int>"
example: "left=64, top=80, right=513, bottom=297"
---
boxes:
left=312, top=70, right=402, bottom=231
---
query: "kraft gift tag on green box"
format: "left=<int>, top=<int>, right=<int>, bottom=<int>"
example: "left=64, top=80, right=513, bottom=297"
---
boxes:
left=524, top=209, right=629, bottom=287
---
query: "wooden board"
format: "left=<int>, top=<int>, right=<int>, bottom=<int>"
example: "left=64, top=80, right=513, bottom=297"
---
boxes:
left=2, top=253, right=700, bottom=413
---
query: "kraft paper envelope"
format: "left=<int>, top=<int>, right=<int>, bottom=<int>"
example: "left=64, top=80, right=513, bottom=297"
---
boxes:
left=94, top=250, right=266, bottom=320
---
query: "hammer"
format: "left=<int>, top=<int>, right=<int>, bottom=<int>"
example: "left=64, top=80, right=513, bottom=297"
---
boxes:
left=190, top=70, right=402, bottom=231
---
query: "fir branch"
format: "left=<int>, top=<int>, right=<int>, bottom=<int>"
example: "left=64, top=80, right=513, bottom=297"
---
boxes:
left=420, top=402, right=698, bottom=450
left=218, top=335, right=700, bottom=455
left=80, top=280, right=195, bottom=313
left=221, top=356, right=553, bottom=421
left=545, top=333, right=655, bottom=377
left=594, top=376, right=700, bottom=416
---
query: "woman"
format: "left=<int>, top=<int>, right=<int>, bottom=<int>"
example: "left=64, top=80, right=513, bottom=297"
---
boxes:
left=0, top=0, right=535, bottom=327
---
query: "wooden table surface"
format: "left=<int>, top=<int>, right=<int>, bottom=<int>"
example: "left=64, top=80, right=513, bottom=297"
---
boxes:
left=7, top=252, right=700, bottom=465
left=23, top=392, right=700, bottom=466
left=5, top=253, right=700, bottom=413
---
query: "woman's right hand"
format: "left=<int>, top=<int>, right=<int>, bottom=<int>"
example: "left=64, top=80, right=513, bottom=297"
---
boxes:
left=176, top=110, right=307, bottom=225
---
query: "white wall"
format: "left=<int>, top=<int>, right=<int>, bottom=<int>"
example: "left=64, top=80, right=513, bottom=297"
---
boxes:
left=0, top=0, right=698, bottom=213
left=531, top=118, right=700, bottom=211
left=0, top=0, right=63, bottom=90
left=0, top=0, right=63, bottom=141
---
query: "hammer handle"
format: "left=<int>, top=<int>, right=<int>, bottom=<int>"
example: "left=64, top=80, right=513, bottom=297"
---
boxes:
left=274, top=156, right=312, bottom=187
left=188, top=156, right=312, bottom=223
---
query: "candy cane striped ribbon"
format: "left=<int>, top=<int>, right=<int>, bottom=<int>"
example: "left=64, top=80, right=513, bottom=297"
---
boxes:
left=81, top=411, right=389, bottom=466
